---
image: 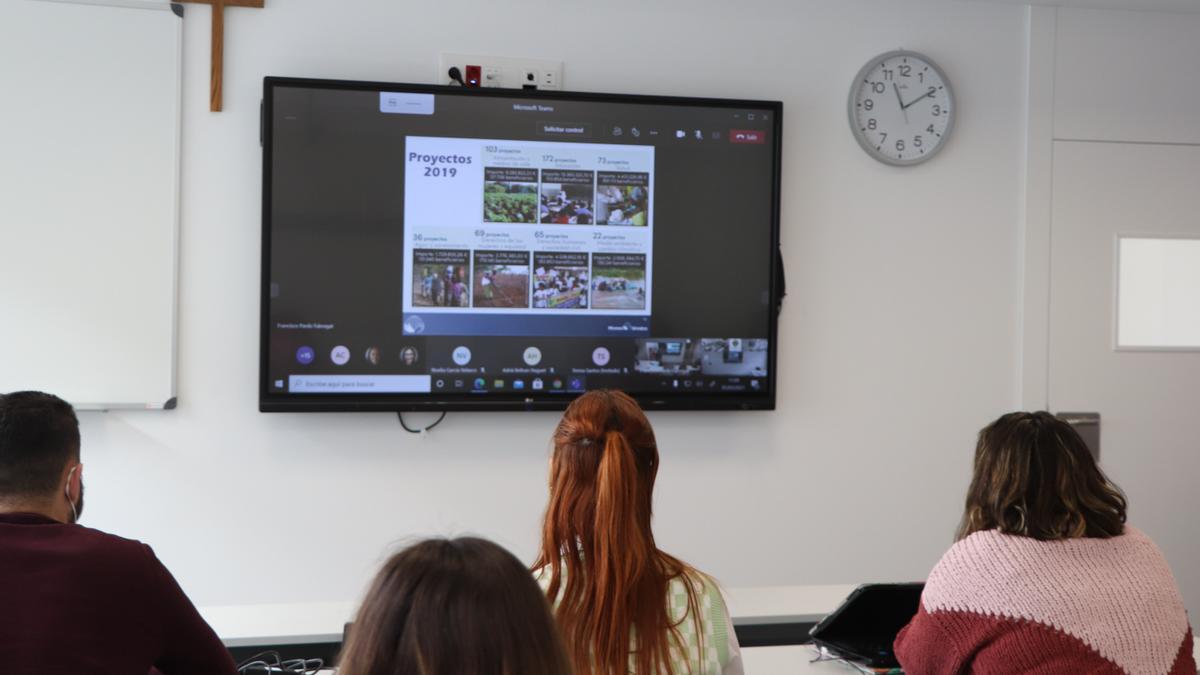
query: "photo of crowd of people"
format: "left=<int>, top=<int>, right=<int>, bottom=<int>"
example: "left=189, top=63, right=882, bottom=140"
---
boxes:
left=483, top=167, right=539, bottom=223
left=412, top=249, right=471, bottom=308
left=591, top=253, right=646, bottom=310
left=540, top=170, right=595, bottom=224
left=596, top=171, right=650, bottom=226
left=472, top=250, right=530, bottom=308
left=533, top=252, right=589, bottom=309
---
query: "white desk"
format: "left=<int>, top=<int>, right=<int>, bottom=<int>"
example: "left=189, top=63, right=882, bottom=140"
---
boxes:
left=208, top=587, right=1200, bottom=675
left=203, top=584, right=857, bottom=648
left=743, top=645, right=871, bottom=674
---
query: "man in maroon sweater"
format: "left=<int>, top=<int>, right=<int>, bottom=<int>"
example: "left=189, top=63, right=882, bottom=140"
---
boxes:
left=0, top=391, right=237, bottom=675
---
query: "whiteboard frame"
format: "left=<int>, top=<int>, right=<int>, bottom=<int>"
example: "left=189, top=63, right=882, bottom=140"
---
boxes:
left=17, top=0, right=183, bottom=411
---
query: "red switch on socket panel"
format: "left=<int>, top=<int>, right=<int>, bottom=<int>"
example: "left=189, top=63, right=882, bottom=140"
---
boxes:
left=464, top=65, right=482, bottom=87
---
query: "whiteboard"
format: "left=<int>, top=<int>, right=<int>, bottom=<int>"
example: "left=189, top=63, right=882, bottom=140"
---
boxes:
left=0, top=0, right=182, bottom=410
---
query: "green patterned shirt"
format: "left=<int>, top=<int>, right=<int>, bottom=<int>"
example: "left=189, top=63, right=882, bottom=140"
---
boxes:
left=536, top=567, right=744, bottom=675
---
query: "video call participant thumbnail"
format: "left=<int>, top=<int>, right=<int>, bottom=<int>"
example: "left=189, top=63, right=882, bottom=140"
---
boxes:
left=0, top=391, right=236, bottom=675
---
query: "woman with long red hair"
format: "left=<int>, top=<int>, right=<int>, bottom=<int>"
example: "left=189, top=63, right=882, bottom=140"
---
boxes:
left=534, top=390, right=743, bottom=675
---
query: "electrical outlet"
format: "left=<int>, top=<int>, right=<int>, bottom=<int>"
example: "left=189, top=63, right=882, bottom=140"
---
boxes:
left=439, top=53, right=563, bottom=90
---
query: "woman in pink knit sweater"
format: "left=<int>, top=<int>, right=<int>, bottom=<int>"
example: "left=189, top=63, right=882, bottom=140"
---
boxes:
left=895, top=411, right=1195, bottom=675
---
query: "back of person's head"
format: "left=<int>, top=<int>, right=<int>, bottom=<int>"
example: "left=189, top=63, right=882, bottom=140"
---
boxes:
left=958, top=410, right=1127, bottom=541
left=337, top=537, right=572, bottom=675
left=535, top=389, right=701, bottom=675
left=0, top=391, right=79, bottom=501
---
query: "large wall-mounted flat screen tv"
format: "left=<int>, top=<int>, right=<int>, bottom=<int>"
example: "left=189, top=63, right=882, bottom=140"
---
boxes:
left=261, top=77, right=782, bottom=412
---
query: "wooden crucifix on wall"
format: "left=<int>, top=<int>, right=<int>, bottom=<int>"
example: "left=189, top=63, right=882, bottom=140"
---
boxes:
left=177, top=0, right=265, bottom=112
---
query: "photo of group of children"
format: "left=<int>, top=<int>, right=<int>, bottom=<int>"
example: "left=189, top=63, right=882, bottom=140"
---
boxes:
left=596, top=172, right=650, bottom=226
left=533, top=252, right=590, bottom=309
left=412, top=249, right=470, bottom=308
left=482, top=167, right=649, bottom=227
left=483, top=168, right=539, bottom=223
left=410, top=249, right=648, bottom=312
left=540, top=169, right=595, bottom=225
left=591, top=253, right=646, bottom=309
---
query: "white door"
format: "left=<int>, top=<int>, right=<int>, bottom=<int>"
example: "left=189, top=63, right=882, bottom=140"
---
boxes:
left=1048, top=140, right=1200, bottom=614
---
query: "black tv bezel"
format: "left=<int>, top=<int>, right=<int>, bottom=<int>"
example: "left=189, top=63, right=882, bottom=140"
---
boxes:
left=259, top=76, right=784, bottom=413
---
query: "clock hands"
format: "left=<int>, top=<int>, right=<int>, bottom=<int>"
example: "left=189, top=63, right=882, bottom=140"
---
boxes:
left=901, top=88, right=936, bottom=110
left=893, top=83, right=909, bottom=124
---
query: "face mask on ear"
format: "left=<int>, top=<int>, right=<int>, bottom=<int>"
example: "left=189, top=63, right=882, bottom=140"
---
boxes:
left=64, top=466, right=82, bottom=524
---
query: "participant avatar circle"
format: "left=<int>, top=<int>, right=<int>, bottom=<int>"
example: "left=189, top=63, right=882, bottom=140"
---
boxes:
left=364, top=346, right=382, bottom=366
left=452, top=346, right=472, bottom=366
left=330, top=345, right=351, bottom=365
left=523, top=346, right=542, bottom=366
left=592, top=347, right=611, bottom=366
left=400, top=346, right=420, bottom=366
left=295, top=345, right=315, bottom=365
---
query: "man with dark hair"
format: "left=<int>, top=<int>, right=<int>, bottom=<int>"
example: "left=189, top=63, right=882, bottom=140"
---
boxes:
left=0, top=391, right=236, bottom=674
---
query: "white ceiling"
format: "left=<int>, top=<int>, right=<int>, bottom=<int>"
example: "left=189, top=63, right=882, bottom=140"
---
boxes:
left=961, top=0, right=1200, bottom=12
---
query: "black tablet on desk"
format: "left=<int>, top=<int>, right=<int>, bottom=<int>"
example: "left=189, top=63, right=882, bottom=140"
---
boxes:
left=808, top=582, right=924, bottom=669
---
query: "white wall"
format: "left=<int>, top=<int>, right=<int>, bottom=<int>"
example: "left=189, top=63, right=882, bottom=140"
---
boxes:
left=78, top=0, right=1026, bottom=607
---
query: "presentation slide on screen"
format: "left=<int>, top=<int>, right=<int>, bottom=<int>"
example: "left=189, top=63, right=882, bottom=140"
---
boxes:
left=401, top=137, right=654, bottom=331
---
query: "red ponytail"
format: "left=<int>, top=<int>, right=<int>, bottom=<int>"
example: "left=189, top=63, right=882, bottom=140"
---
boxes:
left=535, top=390, right=703, bottom=675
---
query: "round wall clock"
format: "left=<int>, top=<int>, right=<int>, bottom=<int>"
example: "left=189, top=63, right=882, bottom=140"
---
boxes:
left=848, top=50, right=955, bottom=166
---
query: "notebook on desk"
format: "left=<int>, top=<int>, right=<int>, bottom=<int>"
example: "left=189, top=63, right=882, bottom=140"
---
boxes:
left=808, top=582, right=924, bottom=669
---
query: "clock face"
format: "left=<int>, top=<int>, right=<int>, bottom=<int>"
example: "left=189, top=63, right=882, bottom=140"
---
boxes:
left=849, top=51, right=954, bottom=166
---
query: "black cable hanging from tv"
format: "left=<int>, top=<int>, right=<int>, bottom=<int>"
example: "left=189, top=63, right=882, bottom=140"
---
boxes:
left=398, top=411, right=448, bottom=434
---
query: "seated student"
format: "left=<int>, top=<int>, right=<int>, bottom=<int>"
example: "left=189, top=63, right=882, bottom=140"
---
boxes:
left=0, top=391, right=235, bottom=674
left=895, top=411, right=1195, bottom=675
left=534, top=390, right=743, bottom=675
left=337, top=537, right=572, bottom=675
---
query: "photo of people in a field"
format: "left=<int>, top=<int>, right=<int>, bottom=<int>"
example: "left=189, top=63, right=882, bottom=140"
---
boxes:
left=473, top=250, right=530, bottom=308
left=483, top=167, right=538, bottom=223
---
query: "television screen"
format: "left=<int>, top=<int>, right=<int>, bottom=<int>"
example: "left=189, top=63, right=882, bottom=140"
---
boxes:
left=261, top=77, right=782, bottom=412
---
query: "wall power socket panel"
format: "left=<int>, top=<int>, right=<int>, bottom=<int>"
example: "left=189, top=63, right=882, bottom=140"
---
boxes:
left=438, top=53, right=563, bottom=91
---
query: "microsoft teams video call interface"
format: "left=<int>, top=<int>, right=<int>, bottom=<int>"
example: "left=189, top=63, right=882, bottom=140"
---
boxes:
left=266, top=84, right=776, bottom=400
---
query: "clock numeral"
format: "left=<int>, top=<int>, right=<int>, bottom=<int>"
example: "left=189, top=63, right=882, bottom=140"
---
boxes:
left=926, top=124, right=935, bottom=134
left=899, top=65, right=912, bottom=77
left=882, top=69, right=894, bottom=81
left=927, top=86, right=937, bottom=97
left=862, top=98, right=874, bottom=111
left=895, top=139, right=906, bottom=152
left=918, top=72, right=925, bottom=83
left=932, top=104, right=942, bottom=117
left=871, top=82, right=885, bottom=94
left=867, top=118, right=877, bottom=130
left=879, top=132, right=887, bottom=143
left=914, top=135, right=923, bottom=148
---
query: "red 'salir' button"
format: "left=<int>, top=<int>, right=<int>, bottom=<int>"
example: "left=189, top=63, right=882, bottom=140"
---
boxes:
left=729, top=129, right=765, bottom=144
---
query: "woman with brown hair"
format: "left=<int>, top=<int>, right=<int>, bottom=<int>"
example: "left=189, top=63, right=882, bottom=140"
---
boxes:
left=534, top=390, right=743, bottom=675
left=337, top=537, right=573, bottom=675
left=895, top=411, right=1195, bottom=674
